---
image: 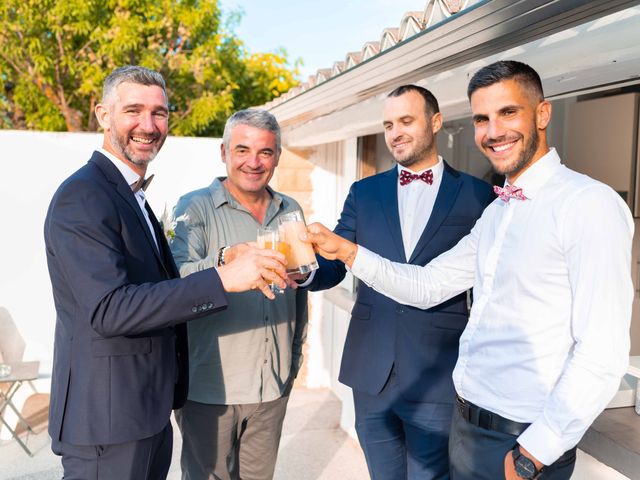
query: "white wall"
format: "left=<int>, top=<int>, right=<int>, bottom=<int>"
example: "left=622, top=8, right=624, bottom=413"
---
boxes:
left=303, top=139, right=361, bottom=436
left=0, top=130, right=226, bottom=373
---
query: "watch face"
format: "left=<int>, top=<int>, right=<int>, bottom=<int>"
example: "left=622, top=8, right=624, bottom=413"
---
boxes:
left=515, top=455, right=537, bottom=479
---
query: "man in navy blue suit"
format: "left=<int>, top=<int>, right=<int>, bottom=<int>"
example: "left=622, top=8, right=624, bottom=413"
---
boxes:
left=308, top=85, right=494, bottom=479
left=44, top=66, right=286, bottom=479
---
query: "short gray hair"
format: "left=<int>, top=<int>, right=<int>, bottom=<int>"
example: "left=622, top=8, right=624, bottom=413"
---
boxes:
left=222, top=109, right=281, bottom=154
left=102, top=65, right=167, bottom=103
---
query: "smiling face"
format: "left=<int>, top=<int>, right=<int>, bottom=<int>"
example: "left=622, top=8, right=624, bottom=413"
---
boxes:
left=470, top=79, right=551, bottom=183
left=383, top=90, right=442, bottom=171
left=95, top=82, right=169, bottom=176
left=221, top=124, right=279, bottom=198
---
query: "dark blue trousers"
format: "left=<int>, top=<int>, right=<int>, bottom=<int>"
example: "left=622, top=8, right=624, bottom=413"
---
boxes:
left=449, top=404, right=576, bottom=480
left=51, top=421, right=173, bottom=480
left=353, top=369, right=452, bottom=480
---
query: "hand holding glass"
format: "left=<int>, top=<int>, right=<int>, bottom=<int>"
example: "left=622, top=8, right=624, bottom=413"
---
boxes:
left=278, top=211, right=319, bottom=274
left=257, top=227, right=287, bottom=294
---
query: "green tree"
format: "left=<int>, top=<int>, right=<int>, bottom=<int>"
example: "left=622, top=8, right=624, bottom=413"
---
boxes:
left=0, top=0, right=299, bottom=135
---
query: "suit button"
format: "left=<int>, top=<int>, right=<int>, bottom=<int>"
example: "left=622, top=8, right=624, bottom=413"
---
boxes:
left=191, top=306, right=198, bottom=313
left=396, top=307, right=405, bottom=314
left=207, top=302, right=214, bottom=309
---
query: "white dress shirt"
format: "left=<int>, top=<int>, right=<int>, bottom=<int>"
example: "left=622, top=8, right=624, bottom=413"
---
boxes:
left=100, top=148, right=158, bottom=250
left=398, top=158, right=444, bottom=259
left=351, top=148, right=633, bottom=465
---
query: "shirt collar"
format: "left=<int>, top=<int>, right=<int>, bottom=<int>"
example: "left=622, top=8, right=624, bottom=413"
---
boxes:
left=209, top=177, right=283, bottom=212
left=504, top=148, right=561, bottom=200
left=99, top=148, right=144, bottom=189
left=397, top=156, right=444, bottom=182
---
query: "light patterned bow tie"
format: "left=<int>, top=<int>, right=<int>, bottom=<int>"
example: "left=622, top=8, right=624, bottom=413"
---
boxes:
left=399, top=169, right=433, bottom=186
left=494, top=184, right=527, bottom=203
left=132, top=174, right=155, bottom=193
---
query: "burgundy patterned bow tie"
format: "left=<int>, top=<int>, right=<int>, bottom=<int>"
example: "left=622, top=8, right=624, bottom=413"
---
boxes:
left=399, top=169, right=433, bottom=186
left=494, top=184, right=527, bottom=202
left=132, top=174, right=155, bottom=193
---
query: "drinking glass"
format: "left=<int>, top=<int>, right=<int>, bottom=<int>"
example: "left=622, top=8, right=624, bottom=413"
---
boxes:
left=256, top=227, right=286, bottom=294
left=278, top=211, right=319, bottom=275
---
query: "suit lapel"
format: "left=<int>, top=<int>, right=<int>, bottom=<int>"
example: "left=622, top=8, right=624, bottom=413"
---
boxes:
left=90, top=152, right=170, bottom=275
left=378, top=168, right=407, bottom=262
left=145, top=202, right=179, bottom=278
left=408, top=161, right=462, bottom=264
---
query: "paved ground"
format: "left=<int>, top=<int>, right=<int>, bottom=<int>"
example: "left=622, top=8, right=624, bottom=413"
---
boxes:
left=0, top=386, right=630, bottom=479
left=0, top=387, right=369, bottom=480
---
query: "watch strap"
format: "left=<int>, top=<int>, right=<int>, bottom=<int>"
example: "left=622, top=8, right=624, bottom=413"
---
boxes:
left=217, top=246, right=229, bottom=267
left=512, top=445, right=543, bottom=479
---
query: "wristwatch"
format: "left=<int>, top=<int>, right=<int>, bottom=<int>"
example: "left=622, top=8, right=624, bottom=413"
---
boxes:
left=512, top=445, right=542, bottom=479
left=217, top=246, right=229, bottom=267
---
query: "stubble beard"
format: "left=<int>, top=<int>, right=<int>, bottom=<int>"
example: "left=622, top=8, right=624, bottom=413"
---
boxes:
left=110, top=128, right=162, bottom=168
left=394, top=135, right=435, bottom=170
left=490, top=126, right=539, bottom=179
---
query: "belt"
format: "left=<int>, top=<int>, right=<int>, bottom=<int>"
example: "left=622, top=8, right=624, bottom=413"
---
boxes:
left=456, top=395, right=530, bottom=436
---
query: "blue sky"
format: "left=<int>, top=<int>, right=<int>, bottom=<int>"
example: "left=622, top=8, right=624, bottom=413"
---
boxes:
left=220, top=0, right=423, bottom=79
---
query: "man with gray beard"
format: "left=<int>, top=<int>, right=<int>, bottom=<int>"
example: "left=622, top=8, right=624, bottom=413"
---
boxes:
left=307, top=85, right=494, bottom=479
left=44, top=66, right=286, bottom=479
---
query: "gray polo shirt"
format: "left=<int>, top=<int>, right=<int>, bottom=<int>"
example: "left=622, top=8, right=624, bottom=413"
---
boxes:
left=169, top=177, right=308, bottom=405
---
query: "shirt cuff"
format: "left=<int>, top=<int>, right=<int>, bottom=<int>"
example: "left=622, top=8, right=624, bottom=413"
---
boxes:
left=517, top=419, right=567, bottom=466
left=349, top=246, right=378, bottom=288
left=295, top=270, right=316, bottom=288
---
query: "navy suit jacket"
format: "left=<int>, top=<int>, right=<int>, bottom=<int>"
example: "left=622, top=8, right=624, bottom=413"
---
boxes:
left=44, top=151, right=228, bottom=445
left=311, top=162, right=494, bottom=403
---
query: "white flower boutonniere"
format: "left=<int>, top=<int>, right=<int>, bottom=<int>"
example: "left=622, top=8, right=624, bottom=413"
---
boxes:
left=158, top=204, right=177, bottom=242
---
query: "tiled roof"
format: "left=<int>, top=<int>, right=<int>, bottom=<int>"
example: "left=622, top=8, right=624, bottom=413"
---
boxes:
left=344, top=51, right=363, bottom=69
left=265, top=0, right=480, bottom=110
left=380, top=28, right=400, bottom=51
left=361, top=42, right=380, bottom=61
left=399, top=11, right=426, bottom=41
left=331, top=61, right=345, bottom=76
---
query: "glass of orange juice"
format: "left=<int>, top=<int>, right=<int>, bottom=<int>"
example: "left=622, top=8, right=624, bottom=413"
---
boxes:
left=278, top=211, right=319, bottom=275
left=257, top=227, right=287, bottom=294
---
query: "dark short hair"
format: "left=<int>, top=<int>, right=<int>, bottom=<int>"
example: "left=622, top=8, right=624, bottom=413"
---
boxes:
left=387, top=84, right=440, bottom=118
left=223, top=109, right=281, bottom=154
left=102, top=66, right=166, bottom=103
left=467, top=60, right=544, bottom=102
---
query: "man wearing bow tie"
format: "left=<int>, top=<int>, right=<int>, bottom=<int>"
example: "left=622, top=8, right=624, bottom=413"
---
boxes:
left=44, top=66, right=286, bottom=479
left=306, top=61, right=633, bottom=480
left=307, top=84, right=494, bottom=479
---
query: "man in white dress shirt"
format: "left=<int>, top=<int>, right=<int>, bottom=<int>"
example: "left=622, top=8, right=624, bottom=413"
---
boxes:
left=305, top=60, right=634, bottom=480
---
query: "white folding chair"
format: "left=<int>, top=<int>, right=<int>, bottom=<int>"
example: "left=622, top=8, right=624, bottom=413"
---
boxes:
left=0, top=307, right=47, bottom=455
left=0, top=306, right=26, bottom=363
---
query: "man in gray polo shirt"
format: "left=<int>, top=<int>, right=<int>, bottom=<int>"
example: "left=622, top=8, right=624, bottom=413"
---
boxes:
left=170, top=109, right=308, bottom=480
